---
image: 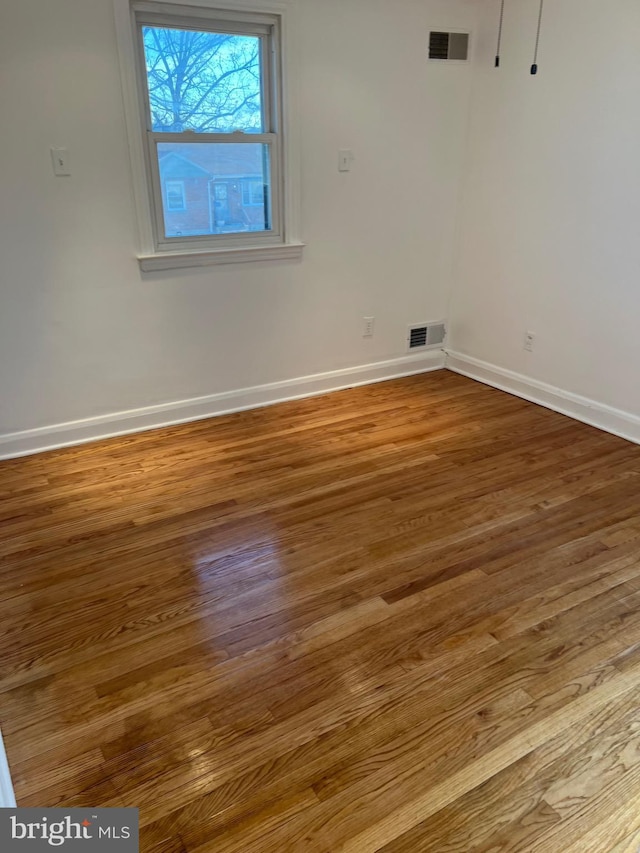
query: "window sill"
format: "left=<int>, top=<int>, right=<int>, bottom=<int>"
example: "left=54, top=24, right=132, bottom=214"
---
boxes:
left=137, top=242, right=305, bottom=272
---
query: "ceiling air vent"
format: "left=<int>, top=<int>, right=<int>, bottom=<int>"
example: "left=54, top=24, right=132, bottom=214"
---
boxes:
left=429, top=31, right=470, bottom=62
left=408, top=322, right=446, bottom=351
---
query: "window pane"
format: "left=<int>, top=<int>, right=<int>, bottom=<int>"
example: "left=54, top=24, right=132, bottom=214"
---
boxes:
left=165, top=181, right=186, bottom=211
left=142, top=26, right=263, bottom=133
left=157, top=142, right=271, bottom=238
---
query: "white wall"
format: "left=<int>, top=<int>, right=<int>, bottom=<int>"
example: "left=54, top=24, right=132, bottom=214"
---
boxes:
left=0, top=0, right=477, bottom=439
left=0, top=728, right=16, bottom=808
left=448, top=0, right=640, bottom=423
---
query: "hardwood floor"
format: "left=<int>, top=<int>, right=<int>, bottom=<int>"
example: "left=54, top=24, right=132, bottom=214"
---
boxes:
left=2, top=370, right=640, bottom=851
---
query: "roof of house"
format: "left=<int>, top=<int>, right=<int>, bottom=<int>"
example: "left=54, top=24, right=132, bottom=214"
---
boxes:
left=158, top=142, right=263, bottom=181
left=158, top=152, right=211, bottom=180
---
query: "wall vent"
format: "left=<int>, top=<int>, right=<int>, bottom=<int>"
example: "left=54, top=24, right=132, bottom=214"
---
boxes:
left=408, top=322, right=446, bottom=351
left=429, top=31, right=470, bottom=62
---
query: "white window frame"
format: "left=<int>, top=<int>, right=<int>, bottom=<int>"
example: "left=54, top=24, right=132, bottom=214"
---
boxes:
left=113, top=0, right=303, bottom=271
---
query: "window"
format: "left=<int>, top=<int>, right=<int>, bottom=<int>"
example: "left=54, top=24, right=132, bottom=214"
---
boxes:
left=165, top=180, right=186, bottom=211
left=114, top=0, right=302, bottom=269
left=242, top=180, right=265, bottom=207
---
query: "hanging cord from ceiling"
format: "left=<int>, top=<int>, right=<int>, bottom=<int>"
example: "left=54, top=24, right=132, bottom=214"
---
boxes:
left=495, top=0, right=506, bottom=67
left=531, top=0, right=545, bottom=74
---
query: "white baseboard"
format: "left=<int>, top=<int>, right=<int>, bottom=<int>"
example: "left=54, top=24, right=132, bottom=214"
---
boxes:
left=0, top=728, right=16, bottom=808
left=0, top=352, right=445, bottom=460
left=446, top=351, right=640, bottom=446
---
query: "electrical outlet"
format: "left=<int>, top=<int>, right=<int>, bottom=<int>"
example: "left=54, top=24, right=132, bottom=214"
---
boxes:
left=339, top=149, right=354, bottom=172
left=363, top=316, right=375, bottom=338
left=524, top=332, right=535, bottom=352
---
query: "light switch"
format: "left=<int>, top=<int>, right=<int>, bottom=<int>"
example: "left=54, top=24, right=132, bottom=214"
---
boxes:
left=51, top=148, right=71, bottom=176
left=338, top=149, right=354, bottom=172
